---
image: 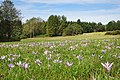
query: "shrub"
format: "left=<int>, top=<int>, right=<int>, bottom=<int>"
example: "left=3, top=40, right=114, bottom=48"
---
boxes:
left=105, top=30, right=120, bottom=35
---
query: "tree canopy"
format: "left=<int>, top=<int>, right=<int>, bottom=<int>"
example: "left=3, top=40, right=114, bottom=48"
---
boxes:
left=0, top=0, right=22, bottom=41
left=0, top=0, right=120, bottom=42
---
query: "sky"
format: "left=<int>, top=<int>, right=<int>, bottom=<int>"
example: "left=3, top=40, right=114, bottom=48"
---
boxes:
left=0, top=0, right=120, bottom=24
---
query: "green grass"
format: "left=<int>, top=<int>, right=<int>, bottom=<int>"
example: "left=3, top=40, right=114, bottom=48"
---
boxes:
left=21, top=32, right=120, bottom=42
left=0, top=32, right=120, bottom=80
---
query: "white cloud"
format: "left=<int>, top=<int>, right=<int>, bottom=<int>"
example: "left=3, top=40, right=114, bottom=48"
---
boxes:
left=20, top=0, right=120, bottom=4
left=20, top=5, right=120, bottom=24
left=1, top=0, right=119, bottom=24
left=52, top=8, right=120, bottom=24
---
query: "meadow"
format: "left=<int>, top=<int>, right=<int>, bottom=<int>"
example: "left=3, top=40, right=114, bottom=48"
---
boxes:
left=0, top=32, right=120, bottom=80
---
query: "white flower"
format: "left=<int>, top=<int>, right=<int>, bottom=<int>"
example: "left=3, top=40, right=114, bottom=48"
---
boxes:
left=66, top=61, right=73, bottom=67
left=53, top=60, right=59, bottom=63
left=35, top=59, right=42, bottom=64
left=101, top=62, right=113, bottom=71
left=16, top=61, right=22, bottom=66
left=44, top=50, right=51, bottom=55
left=32, top=51, right=37, bottom=55
left=102, top=50, right=106, bottom=53
left=0, top=56, right=6, bottom=60
left=8, top=58, right=15, bottom=61
left=69, top=46, right=75, bottom=50
left=59, top=60, right=62, bottom=63
left=22, top=62, right=29, bottom=69
left=116, top=46, right=120, bottom=49
left=81, top=43, right=88, bottom=47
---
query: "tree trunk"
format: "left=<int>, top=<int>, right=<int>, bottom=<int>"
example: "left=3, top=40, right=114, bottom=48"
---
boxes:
left=8, top=32, right=11, bottom=39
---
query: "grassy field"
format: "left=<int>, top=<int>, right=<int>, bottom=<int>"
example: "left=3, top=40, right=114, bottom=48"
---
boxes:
left=21, top=32, right=120, bottom=42
left=0, top=32, right=120, bottom=80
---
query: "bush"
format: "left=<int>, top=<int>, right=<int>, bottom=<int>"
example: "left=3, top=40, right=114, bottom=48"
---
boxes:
left=105, top=30, right=120, bottom=35
left=0, top=38, right=21, bottom=42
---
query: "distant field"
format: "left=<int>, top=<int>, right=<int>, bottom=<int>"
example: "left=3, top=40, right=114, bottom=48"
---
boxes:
left=21, top=32, right=120, bottom=42
left=0, top=32, right=120, bottom=80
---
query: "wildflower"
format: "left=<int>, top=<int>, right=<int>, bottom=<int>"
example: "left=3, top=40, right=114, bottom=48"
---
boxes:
left=59, top=60, right=62, bottom=63
left=56, top=54, right=60, bottom=57
left=116, top=46, right=120, bottom=49
left=76, top=55, right=82, bottom=60
left=105, top=46, right=111, bottom=50
left=117, top=55, right=120, bottom=59
left=69, top=46, right=75, bottom=50
left=0, top=56, right=6, bottom=60
left=102, top=50, right=106, bottom=53
left=101, top=62, right=113, bottom=71
left=22, top=62, right=29, bottom=69
left=46, top=54, right=52, bottom=60
left=13, top=54, right=20, bottom=57
left=16, top=61, right=22, bottom=66
left=8, top=58, right=15, bottom=61
left=8, top=64, right=14, bottom=69
left=46, top=57, right=51, bottom=60
left=50, top=46, right=54, bottom=49
left=32, top=51, right=37, bottom=55
left=59, top=43, right=65, bottom=46
left=44, top=50, right=51, bottom=55
left=81, top=43, right=88, bottom=47
left=53, top=60, right=59, bottom=63
left=35, top=59, right=42, bottom=65
left=66, top=61, right=73, bottom=67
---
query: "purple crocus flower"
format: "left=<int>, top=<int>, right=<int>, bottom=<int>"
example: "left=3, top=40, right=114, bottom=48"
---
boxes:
left=102, top=50, right=106, bottom=53
left=53, top=60, right=59, bottom=63
left=8, top=64, right=14, bottom=69
left=101, top=62, right=113, bottom=71
left=8, top=58, right=15, bottom=61
left=66, top=61, right=73, bottom=67
left=76, top=55, right=82, bottom=60
left=35, top=59, right=42, bottom=64
left=81, top=43, right=88, bottom=47
left=44, top=50, right=51, bottom=55
left=46, top=57, right=51, bottom=60
left=22, top=62, right=29, bottom=69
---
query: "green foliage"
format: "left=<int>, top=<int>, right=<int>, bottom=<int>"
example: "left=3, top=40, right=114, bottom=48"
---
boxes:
left=0, top=0, right=22, bottom=41
left=105, top=30, right=120, bottom=35
left=106, top=20, right=120, bottom=31
left=63, top=25, right=74, bottom=36
left=63, top=23, right=83, bottom=36
left=22, top=17, right=45, bottom=38
left=58, top=22, right=68, bottom=36
left=81, top=22, right=93, bottom=33
left=46, top=15, right=68, bottom=37
left=46, top=15, right=61, bottom=36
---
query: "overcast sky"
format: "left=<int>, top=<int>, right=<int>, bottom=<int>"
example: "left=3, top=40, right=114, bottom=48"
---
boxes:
left=0, top=0, right=120, bottom=24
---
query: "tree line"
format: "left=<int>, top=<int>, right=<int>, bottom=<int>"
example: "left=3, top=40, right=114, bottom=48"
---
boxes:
left=0, top=0, right=120, bottom=41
